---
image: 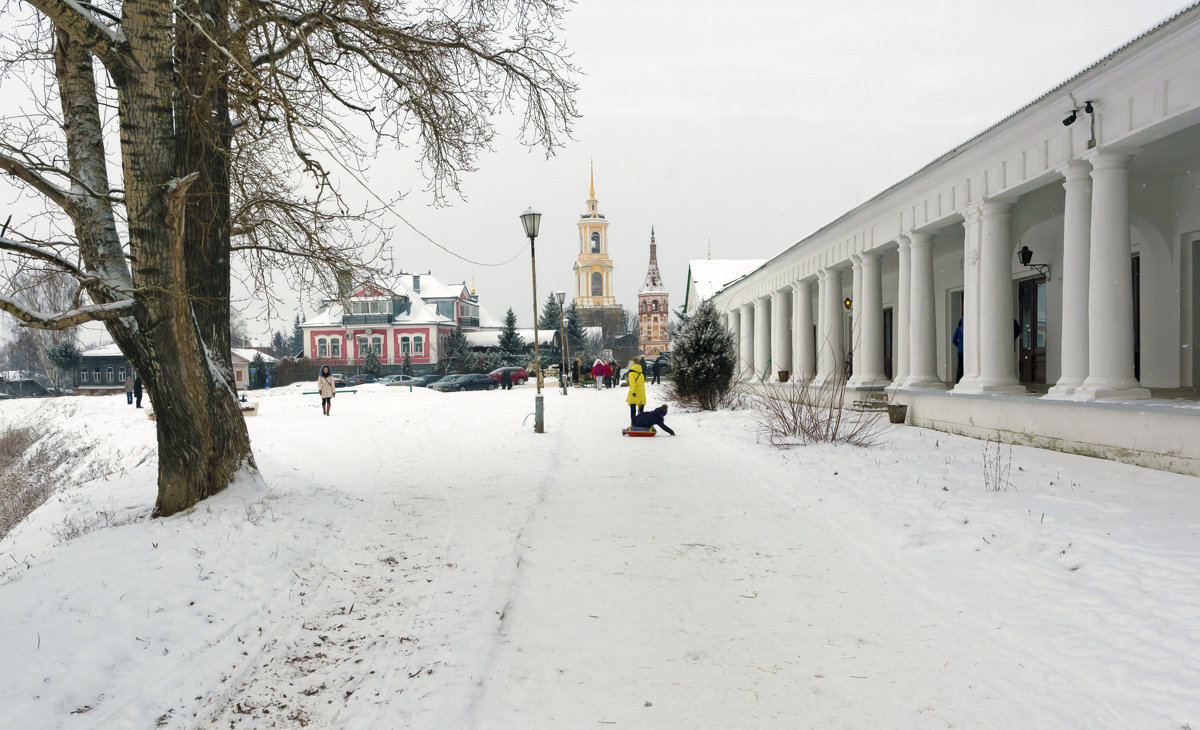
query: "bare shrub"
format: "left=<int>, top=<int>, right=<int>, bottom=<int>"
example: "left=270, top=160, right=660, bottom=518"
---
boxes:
left=664, top=379, right=748, bottom=412
left=981, top=439, right=1014, bottom=491
left=0, top=427, right=56, bottom=540
left=750, top=372, right=887, bottom=447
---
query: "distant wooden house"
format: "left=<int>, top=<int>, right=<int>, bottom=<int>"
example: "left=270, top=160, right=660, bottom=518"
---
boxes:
left=0, top=371, right=53, bottom=398
left=76, top=343, right=277, bottom=394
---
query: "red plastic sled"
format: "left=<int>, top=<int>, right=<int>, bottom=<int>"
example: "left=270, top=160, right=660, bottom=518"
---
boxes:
left=622, top=426, right=657, bottom=437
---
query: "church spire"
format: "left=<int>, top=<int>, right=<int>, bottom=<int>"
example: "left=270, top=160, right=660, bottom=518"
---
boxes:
left=641, top=226, right=663, bottom=292
left=589, top=158, right=595, bottom=199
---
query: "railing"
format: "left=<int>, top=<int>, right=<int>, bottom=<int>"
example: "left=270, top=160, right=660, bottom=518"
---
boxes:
left=342, top=314, right=393, bottom=325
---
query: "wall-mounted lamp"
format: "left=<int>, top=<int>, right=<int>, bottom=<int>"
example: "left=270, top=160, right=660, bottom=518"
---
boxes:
left=1062, top=99, right=1096, bottom=148
left=843, top=297, right=853, bottom=311
left=1017, top=245, right=1051, bottom=280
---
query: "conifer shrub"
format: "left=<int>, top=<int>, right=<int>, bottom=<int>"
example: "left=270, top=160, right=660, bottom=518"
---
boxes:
left=669, top=301, right=737, bottom=410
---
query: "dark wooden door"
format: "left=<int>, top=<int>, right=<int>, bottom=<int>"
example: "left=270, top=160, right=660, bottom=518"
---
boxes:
left=1018, top=277, right=1047, bottom=384
left=883, top=307, right=893, bottom=380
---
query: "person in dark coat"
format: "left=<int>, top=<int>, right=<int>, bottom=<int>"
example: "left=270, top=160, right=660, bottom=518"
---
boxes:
left=133, top=376, right=143, bottom=408
left=632, top=404, right=675, bottom=435
left=571, top=356, right=580, bottom=386
left=501, top=369, right=513, bottom=390
left=650, top=358, right=661, bottom=385
left=952, top=318, right=964, bottom=383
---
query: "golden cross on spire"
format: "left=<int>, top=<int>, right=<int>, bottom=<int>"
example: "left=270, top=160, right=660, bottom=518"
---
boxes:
left=589, top=158, right=595, bottom=198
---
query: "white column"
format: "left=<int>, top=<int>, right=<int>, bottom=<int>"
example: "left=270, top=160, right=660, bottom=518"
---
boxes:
left=954, top=208, right=983, bottom=392
left=820, top=268, right=845, bottom=383
left=892, top=237, right=911, bottom=389
left=771, top=287, right=792, bottom=379
left=974, top=201, right=1024, bottom=392
left=739, top=304, right=755, bottom=381
left=1047, top=161, right=1092, bottom=398
left=793, top=279, right=815, bottom=381
left=850, top=252, right=888, bottom=387
left=728, top=308, right=742, bottom=378
left=1076, top=152, right=1149, bottom=400
left=850, top=255, right=863, bottom=380
left=816, top=270, right=830, bottom=380
left=907, top=232, right=946, bottom=389
left=754, top=294, right=771, bottom=380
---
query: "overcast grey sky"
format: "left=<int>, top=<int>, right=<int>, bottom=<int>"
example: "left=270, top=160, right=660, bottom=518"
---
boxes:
left=301, top=0, right=1190, bottom=342
left=3, top=0, right=1194, bottom=345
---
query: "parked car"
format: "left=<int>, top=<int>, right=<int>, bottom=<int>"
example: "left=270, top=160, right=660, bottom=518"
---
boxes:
left=380, top=374, right=418, bottom=386
left=430, top=374, right=499, bottom=392
left=331, top=373, right=348, bottom=387
left=410, top=374, right=447, bottom=387
left=488, top=366, right=529, bottom=386
left=345, top=373, right=379, bottom=385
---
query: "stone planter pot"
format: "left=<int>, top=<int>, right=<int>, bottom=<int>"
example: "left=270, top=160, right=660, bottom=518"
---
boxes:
left=777, top=370, right=790, bottom=383
left=887, top=404, right=908, bottom=424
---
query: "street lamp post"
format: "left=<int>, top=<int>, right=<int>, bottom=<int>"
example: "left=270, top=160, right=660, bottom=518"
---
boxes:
left=520, top=207, right=544, bottom=433
left=555, top=290, right=568, bottom=395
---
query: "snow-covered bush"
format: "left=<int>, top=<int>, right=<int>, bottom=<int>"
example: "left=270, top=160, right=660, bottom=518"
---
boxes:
left=669, top=301, right=737, bottom=410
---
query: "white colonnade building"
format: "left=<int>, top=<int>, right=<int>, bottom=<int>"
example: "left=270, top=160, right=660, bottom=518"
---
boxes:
left=700, top=7, right=1200, bottom=476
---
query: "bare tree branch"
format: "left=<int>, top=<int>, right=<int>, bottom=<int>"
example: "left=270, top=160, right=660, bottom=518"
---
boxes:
left=0, top=294, right=135, bottom=330
left=23, top=0, right=131, bottom=81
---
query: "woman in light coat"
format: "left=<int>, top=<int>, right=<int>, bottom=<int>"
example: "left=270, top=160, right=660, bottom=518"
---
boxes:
left=317, top=365, right=336, bottom=416
left=625, top=359, right=646, bottom=423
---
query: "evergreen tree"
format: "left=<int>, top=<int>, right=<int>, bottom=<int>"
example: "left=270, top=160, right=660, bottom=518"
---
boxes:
left=401, top=354, right=414, bottom=375
left=498, top=308, right=526, bottom=366
left=250, top=353, right=268, bottom=389
left=565, top=302, right=586, bottom=354
left=363, top=350, right=382, bottom=376
left=440, top=325, right=472, bottom=374
left=290, top=314, right=305, bottom=357
left=45, top=340, right=82, bottom=387
left=538, top=293, right=562, bottom=332
left=270, top=331, right=288, bottom=359
left=671, top=300, right=736, bottom=410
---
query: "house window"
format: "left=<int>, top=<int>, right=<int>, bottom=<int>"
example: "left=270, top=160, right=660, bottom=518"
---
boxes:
left=401, top=336, right=411, bottom=354
left=413, top=336, right=424, bottom=355
left=93, top=368, right=101, bottom=382
left=80, top=369, right=88, bottom=383
left=236, top=370, right=243, bottom=382
left=105, top=366, right=114, bottom=383
left=371, top=336, right=383, bottom=355
left=318, top=338, right=328, bottom=358
left=330, top=338, right=341, bottom=357
left=591, top=272, right=603, bottom=297
left=358, top=337, right=368, bottom=357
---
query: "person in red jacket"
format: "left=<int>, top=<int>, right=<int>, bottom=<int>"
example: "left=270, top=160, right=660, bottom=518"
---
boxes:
left=591, top=359, right=604, bottom=390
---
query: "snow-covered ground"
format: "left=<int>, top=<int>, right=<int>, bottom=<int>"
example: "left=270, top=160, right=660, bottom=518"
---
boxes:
left=1, top=382, right=1198, bottom=728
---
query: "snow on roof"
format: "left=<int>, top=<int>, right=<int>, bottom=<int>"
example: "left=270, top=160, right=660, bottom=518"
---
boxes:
left=232, top=348, right=276, bottom=364
left=394, top=272, right=466, bottom=300
left=477, top=305, right=504, bottom=328
left=82, top=342, right=126, bottom=358
left=466, top=329, right=553, bottom=348
left=686, top=259, right=767, bottom=304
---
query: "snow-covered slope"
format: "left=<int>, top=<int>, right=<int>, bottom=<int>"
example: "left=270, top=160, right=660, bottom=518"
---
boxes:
left=1, top=384, right=1198, bottom=728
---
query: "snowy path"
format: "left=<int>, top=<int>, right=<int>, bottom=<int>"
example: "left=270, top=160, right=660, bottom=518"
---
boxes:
left=1, top=383, right=1198, bottom=728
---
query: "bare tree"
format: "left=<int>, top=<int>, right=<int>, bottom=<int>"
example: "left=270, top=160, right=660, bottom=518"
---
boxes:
left=0, top=0, right=578, bottom=515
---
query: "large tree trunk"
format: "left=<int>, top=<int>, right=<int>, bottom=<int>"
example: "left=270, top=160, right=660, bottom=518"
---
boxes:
left=114, top=0, right=255, bottom=517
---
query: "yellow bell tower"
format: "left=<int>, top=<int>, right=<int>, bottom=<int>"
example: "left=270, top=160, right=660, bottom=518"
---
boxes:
left=573, top=163, right=616, bottom=308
